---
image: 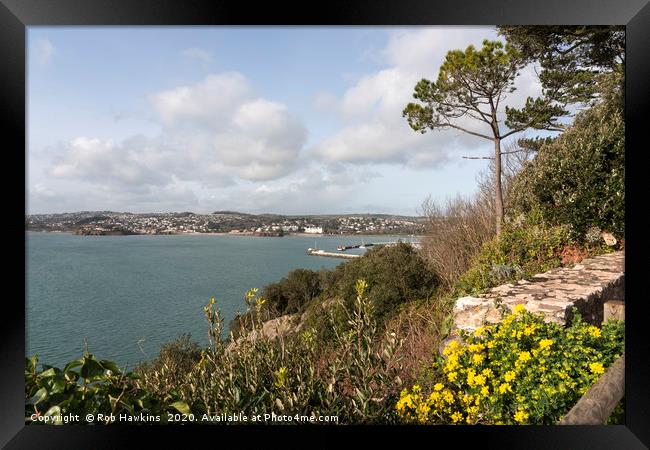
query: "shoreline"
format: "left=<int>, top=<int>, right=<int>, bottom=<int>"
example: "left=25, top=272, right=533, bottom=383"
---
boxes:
left=27, top=230, right=424, bottom=239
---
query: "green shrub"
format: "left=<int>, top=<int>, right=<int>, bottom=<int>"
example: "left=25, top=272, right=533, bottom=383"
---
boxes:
left=150, top=283, right=403, bottom=422
left=25, top=352, right=183, bottom=424
left=229, top=268, right=325, bottom=338
left=456, top=219, right=574, bottom=295
left=396, top=306, right=625, bottom=424
left=133, top=334, right=202, bottom=399
left=507, top=76, right=624, bottom=239
left=330, top=243, right=438, bottom=325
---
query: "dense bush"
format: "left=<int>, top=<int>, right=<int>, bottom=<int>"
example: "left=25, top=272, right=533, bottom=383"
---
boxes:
left=263, top=269, right=324, bottom=316
left=507, top=74, right=624, bottom=239
left=238, top=243, right=439, bottom=345
left=330, top=243, right=438, bottom=325
left=230, top=268, right=325, bottom=338
left=396, top=306, right=625, bottom=424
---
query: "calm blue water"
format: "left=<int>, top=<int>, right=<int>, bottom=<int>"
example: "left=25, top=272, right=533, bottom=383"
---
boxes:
left=26, top=232, right=409, bottom=369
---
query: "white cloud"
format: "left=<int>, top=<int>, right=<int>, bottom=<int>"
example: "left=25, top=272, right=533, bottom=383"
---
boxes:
left=216, top=167, right=383, bottom=215
left=32, top=38, right=56, bottom=66
left=49, top=136, right=172, bottom=187
left=47, top=72, right=308, bottom=210
left=150, top=72, right=253, bottom=127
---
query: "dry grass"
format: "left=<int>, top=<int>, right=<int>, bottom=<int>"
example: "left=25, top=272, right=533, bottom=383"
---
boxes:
left=419, top=194, right=494, bottom=291
left=385, top=296, right=454, bottom=389
left=418, top=141, right=534, bottom=291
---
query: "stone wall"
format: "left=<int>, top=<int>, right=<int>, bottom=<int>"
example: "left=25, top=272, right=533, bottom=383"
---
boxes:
left=452, top=251, right=624, bottom=334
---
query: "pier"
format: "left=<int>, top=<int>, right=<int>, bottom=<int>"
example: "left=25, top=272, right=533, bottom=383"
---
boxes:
left=307, top=248, right=360, bottom=259
left=336, top=240, right=420, bottom=251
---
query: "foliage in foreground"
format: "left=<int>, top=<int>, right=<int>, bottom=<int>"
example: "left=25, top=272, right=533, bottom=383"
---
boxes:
left=25, top=352, right=177, bottom=423
left=396, top=306, right=625, bottom=425
left=27, top=280, right=404, bottom=424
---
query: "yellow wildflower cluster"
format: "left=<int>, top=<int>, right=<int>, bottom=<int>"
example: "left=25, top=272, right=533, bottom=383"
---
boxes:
left=514, top=409, right=529, bottom=423
left=587, top=326, right=602, bottom=338
left=589, top=362, right=605, bottom=375
left=395, top=307, right=624, bottom=425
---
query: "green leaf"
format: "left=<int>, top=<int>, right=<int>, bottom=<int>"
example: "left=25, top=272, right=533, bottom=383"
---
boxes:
left=27, top=387, right=48, bottom=406
left=170, top=401, right=191, bottom=415
left=63, top=358, right=84, bottom=374
left=50, top=378, right=66, bottom=395
left=99, top=360, right=121, bottom=375
left=80, top=355, right=105, bottom=380
left=44, top=406, right=62, bottom=425
left=38, top=368, right=58, bottom=378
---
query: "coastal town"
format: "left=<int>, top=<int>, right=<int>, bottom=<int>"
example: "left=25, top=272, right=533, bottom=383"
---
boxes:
left=26, top=211, right=426, bottom=236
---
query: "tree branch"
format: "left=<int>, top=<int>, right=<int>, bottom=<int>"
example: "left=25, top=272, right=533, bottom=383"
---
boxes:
left=445, top=123, right=494, bottom=140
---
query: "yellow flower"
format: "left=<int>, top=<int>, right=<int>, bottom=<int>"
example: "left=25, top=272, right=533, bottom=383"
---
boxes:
left=396, top=394, right=414, bottom=412
left=498, top=383, right=512, bottom=394
left=447, top=371, right=458, bottom=382
left=481, top=386, right=490, bottom=397
left=588, top=326, right=602, bottom=338
left=589, top=362, right=605, bottom=375
left=473, top=374, right=486, bottom=386
left=474, top=326, right=485, bottom=337
left=444, top=339, right=459, bottom=355
left=445, top=354, right=460, bottom=372
left=417, top=403, right=431, bottom=422
left=481, top=368, right=493, bottom=378
left=451, top=412, right=463, bottom=423
left=472, top=353, right=485, bottom=365
left=443, top=390, right=454, bottom=404
left=434, top=383, right=444, bottom=391
left=513, top=304, right=526, bottom=314
left=468, top=343, right=485, bottom=353
left=514, top=410, right=529, bottom=423
left=517, top=351, right=532, bottom=364
left=523, top=324, right=536, bottom=336
left=539, top=339, right=553, bottom=351
left=504, top=370, right=516, bottom=382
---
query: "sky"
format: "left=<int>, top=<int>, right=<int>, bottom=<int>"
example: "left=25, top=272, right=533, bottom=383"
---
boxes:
left=27, top=26, right=549, bottom=216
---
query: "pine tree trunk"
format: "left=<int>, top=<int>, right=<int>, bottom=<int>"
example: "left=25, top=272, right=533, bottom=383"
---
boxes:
left=494, top=137, right=503, bottom=235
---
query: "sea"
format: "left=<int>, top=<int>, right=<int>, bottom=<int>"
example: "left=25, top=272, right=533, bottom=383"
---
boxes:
left=26, top=232, right=413, bottom=370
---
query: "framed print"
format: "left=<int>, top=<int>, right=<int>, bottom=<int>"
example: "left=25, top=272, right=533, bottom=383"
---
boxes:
left=2, top=0, right=649, bottom=447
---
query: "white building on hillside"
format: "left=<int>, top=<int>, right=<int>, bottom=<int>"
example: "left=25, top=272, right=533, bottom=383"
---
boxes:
left=304, top=226, right=323, bottom=234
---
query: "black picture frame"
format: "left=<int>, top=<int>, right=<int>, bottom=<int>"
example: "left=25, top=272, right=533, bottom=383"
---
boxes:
left=2, top=0, right=649, bottom=447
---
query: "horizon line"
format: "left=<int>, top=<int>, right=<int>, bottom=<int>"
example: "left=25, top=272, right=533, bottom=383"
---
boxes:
left=26, top=209, right=425, bottom=217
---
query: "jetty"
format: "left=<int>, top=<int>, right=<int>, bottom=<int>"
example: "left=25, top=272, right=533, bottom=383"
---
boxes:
left=336, top=240, right=421, bottom=251
left=306, top=248, right=360, bottom=259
